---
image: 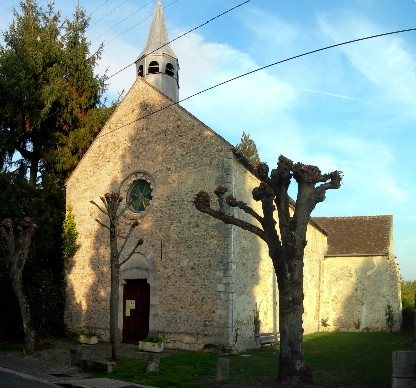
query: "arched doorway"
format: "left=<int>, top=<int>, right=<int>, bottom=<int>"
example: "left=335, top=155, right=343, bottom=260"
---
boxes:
left=122, top=279, right=150, bottom=343
left=120, top=252, right=151, bottom=344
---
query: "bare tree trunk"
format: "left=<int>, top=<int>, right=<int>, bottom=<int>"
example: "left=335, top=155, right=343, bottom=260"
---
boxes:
left=10, top=271, right=35, bottom=355
left=277, top=260, right=311, bottom=384
left=110, top=220, right=120, bottom=361
left=15, top=145, right=39, bottom=188
left=0, top=218, right=37, bottom=355
left=91, top=193, right=143, bottom=361
left=194, top=155, right=341, bottom=386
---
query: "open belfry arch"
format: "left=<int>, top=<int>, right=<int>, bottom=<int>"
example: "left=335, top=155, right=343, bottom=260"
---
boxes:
left=135, top=0, right=179, bottom=102
left=64, top=0, right=401, bottom=351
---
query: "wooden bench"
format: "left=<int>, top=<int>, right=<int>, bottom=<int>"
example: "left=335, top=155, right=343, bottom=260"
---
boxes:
left=255, top=333, right=280, bottom=348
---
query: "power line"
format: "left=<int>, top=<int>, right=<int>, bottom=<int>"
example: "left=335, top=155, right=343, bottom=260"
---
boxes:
left=40, top=0, right=246, bottom=127
left=88, top=0, right=111, bottom=19
left=92, top=0, right=154, bottom=43
left=88, top=0, right=128, bottom=29
left=102, top=0, right=179, bottom=49
left=108, top=0, right=251, bottom=80
left=96, top=27, right=416, bottom=140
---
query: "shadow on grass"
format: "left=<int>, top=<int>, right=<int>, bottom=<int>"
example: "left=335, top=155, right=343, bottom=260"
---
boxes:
left=93, top=332, right=414, bottom=387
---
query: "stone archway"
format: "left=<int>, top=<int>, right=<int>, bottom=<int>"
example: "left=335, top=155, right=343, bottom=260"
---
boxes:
left=118, top=250, right=159, bottom=342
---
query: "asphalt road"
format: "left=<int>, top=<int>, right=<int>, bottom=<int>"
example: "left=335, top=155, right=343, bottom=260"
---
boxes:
left=0, top=370, right=58, bottom=387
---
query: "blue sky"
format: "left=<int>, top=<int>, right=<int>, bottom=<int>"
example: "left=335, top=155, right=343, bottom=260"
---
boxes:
left=1, top=0, right=416, bottom=280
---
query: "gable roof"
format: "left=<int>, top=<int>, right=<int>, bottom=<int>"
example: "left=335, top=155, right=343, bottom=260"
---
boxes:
left=66, top=77, right=238, bottom=184
left=314, top=215, right=392, bottom=256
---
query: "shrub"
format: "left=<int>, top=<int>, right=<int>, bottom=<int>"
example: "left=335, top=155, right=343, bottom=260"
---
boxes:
left=385, top=303, right=396, bottom=332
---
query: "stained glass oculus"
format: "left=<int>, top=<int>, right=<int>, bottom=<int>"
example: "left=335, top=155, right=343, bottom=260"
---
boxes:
left=128, top=179, right=153, bottom=212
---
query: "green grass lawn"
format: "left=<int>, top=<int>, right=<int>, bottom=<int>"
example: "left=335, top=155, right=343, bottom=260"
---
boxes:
left=94, top=332, right=414, bottom=387
left=304, top=332, right=414, bottom=386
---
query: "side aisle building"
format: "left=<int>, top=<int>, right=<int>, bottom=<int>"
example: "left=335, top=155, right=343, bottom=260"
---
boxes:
left=65, top=0, right=401, bottom=351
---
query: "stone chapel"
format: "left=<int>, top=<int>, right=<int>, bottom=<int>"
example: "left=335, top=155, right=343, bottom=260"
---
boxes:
left=65, top=0, right=402, bottom=351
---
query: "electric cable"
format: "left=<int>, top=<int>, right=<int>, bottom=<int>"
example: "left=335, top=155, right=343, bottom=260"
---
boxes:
left=108, top=0, right=251, bottom=80
left=91, top=0, right=154, bottom=43
left=88, top=0, right=111, bottom=19
left=89, top=0, right=128, bottom=29
left=96, top=27, right=416, bottom=140
left=102, top=0, right=179, bottom=48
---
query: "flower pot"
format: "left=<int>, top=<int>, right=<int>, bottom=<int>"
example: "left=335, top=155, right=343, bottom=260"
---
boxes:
left=79, top=335, right=99, bottom=345
left=138, top=341, right=164, bottom=353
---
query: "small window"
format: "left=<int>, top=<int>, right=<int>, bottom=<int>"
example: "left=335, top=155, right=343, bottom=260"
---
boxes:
left=165, top=63, right=174, bottom=77
left=148, top=61, right=159, bottom=74
left=138, top=65, right=144, bottom=77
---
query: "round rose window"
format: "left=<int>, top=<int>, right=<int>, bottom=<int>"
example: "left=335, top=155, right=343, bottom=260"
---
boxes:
left=128, top=179, right=153, bottom=212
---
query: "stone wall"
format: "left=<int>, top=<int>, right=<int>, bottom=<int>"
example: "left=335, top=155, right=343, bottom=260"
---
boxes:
left=228, top=159, right=327, bottom=349
left=65, top=75, right=401, bottom=352
left=231, top=161, right=275, bottom=351
left=303, top=220, right=327, bottom=334
left=66, top=78, right=239, bottom=350
left=320, top=254, right=401, bottom=331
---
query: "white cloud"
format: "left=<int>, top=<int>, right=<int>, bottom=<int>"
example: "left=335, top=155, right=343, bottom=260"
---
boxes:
left=172, top=31, right=299, bottom=143
left=240, top=6, right=300, bottom=56
left=318, top=11, right=416, bottom=118
left=326, top=135, right=407, bottom=203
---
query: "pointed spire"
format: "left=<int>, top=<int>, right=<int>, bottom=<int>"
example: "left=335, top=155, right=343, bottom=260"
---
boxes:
left=135, top=0, right=179, bottom=102
left=137, top=0, right=177, bottom=60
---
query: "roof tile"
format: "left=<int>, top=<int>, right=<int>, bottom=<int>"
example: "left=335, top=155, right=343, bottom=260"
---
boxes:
left=313, top=215, right=392, bottom=256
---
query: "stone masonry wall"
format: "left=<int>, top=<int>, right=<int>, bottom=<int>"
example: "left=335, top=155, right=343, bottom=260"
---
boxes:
left=228, top=160, right=327, bottom=350
left=320, top=254, right=401, bottom=332
left=231, top=161, right=275, bottom=351
left=302, top=221, right=327, bottom=334
left=66, top=78, right=237, bottom=350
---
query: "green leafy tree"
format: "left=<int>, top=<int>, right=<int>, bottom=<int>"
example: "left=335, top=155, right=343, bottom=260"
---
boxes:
left=0, top=0, right=114, bottom=186
left=401, top=279, right=416, bottom=333
left=401, top=279, right=416, bottom=309
left=236, top=131, right=261, bottom=166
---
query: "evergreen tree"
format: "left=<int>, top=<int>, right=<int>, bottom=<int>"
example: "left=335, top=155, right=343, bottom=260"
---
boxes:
left=236, top=131, right=261, bottom=166
left=0, top=0, right=114, bottom=186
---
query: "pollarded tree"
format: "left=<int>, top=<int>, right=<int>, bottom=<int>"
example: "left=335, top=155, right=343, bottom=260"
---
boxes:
left=194, top=155, right=342, bottom=386
left=91, top=193, right=144, bottom=361
left=0, top=217, right=37, bottom=355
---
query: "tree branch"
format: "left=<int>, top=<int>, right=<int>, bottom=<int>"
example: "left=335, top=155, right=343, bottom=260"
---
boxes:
left=90, top=200, right=108, bottom=216
left=194, top=191, right=267, bottom=241
left=313, top=170, right=343, bottom=204
left=225, top=195, right=264, bottom=224
left=119, top=237, right=144, bottom=267
left=16, top=218, right=37, bottom=272
left=94, top=218, right=110, bottom=230
left=116, top=200, right=132, bottom=221
left=118, top=221, right=139, bottom=257
left=214, top=186, right=228, bottom=213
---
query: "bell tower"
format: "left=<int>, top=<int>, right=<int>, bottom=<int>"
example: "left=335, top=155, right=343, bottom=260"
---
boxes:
left=135, top=0, right=179, bottom=102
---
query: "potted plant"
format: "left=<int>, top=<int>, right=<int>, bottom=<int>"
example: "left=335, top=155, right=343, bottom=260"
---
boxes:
left=78, top=329, right=99, bottom=345
left=139, top=334, right=164, bottom=353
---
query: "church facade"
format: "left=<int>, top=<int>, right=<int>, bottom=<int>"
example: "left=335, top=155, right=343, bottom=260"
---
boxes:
left=64, top=1, right=401, bottom=351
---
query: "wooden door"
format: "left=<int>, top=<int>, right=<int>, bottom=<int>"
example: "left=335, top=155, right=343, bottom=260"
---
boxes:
left=122, top=279, right=150, bottom=344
